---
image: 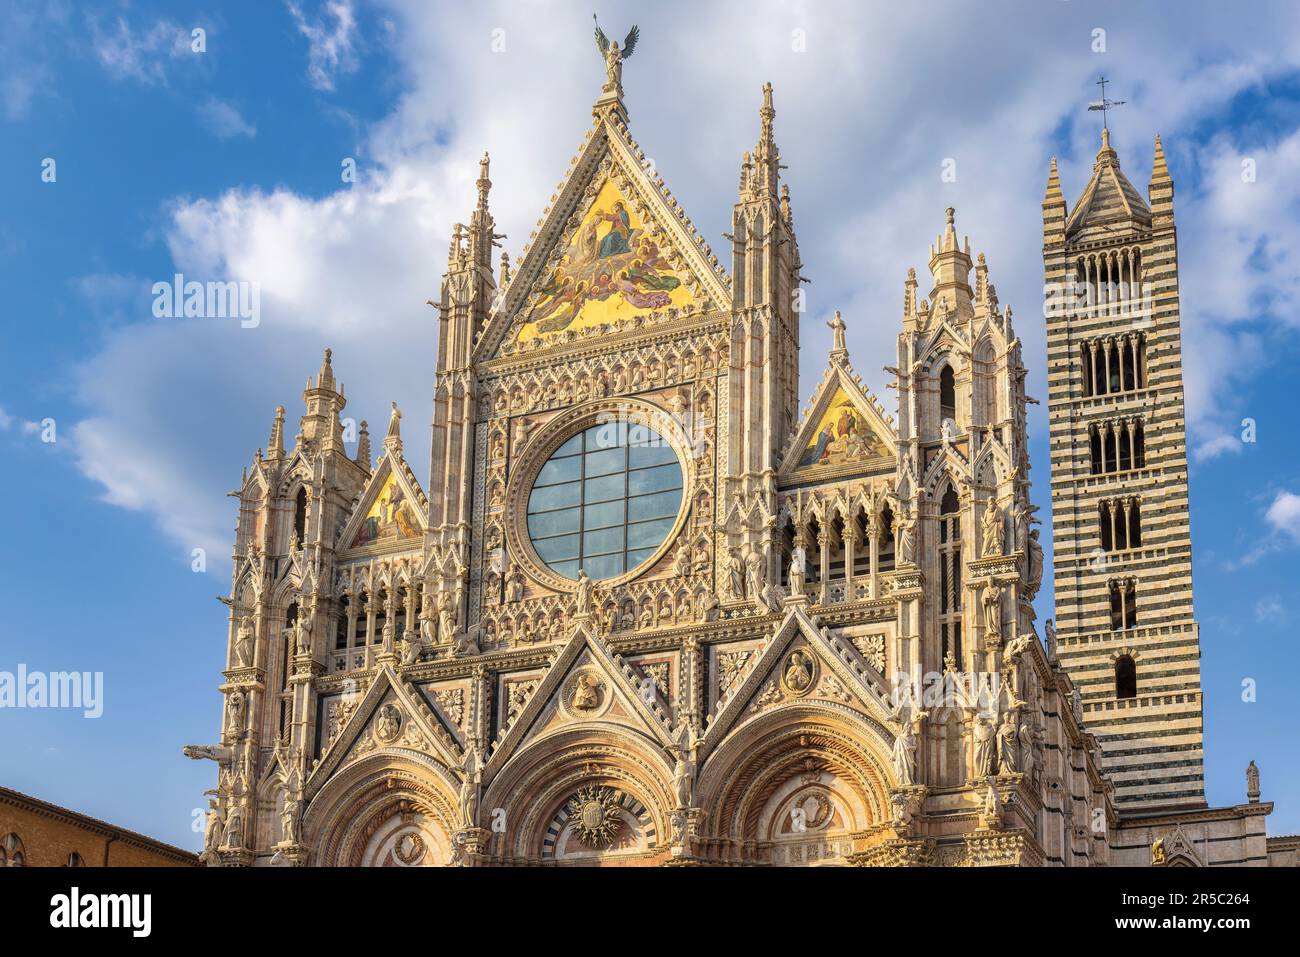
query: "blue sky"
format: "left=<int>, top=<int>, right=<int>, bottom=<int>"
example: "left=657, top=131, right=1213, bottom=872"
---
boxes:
left=1, top=0, right=1298, bottom=849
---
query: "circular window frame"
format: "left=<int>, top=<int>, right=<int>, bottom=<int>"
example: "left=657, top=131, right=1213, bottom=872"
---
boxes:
left=505, top=398, right=694, bottom=594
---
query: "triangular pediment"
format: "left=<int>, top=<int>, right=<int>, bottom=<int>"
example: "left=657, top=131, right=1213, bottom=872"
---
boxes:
left=337, top=444, right=428, bottom=554
left=477, top=115, right=730, bottom=362
left=305, top=665, right=462, bottom=800
left=780, top=362, right=895, bottom=481
left=483, top=622, right=676, bottom=780
left=700, top=605, right=895, bottom=761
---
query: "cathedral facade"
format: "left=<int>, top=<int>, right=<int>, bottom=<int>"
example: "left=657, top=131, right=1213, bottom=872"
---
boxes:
left=187, top=53, right=1287, bottom=867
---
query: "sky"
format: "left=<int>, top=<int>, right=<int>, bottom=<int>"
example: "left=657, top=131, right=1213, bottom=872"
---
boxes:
left=1, top=0, right=1298, bottom=850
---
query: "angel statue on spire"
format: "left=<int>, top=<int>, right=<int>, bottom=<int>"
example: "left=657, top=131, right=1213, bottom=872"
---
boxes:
left=593, top=16, right=639, bottom=94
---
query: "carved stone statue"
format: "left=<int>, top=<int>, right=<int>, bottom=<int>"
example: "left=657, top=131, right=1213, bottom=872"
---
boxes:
left=744, top=548, right=765, bottom=603
left=1024, top=527, right=1044, bottom=597
left=788, top=545, right=807, bottom=596
left=982, top=584, right=1002, bottom=641
left=891, top=703, right=926, bottom=787
left=973, top=712, right=997, bottom=777
left=1247, top=760, right=1261, bottom=801
left=437, top=589, right=456, bottom=644
left=895, top=508, right=915, bottom=565
left=592, top=17, right=639, bottom=94
left=200, top=800, right=224, bottom=863
left=459, top=744, right=481, bottom=829
left=575, top=569, right=593, bottom=617
left=505, top=568, right=524, bottom=603
left=233, top=616, right=254, bottom=668
left=982, top=501, right=1003, bottom=557
left=725, top=549, right=745, bottom=602
left=997, top=709, right=1019, bottom=774
left=225, top=690, right=246, bottom=736
left=280, top=791, right=301, bottom=846
left=1044, top=618, right=1058, bottom=662
left=979, top=778, right=1003, bottom=829
left=223, top=802, right=245, bottom=850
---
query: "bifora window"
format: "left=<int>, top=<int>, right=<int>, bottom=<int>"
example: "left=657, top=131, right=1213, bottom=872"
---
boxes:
left=527, top=421, right=683, bottom=581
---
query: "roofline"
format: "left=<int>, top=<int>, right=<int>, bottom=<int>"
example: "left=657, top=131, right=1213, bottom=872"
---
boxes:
left=0, top=785, right=200, bottom=865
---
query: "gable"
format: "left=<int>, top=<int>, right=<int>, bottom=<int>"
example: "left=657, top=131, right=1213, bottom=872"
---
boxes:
left=349, top=473, right=419, bottom=549
left=780, top=365, right=896, bottom=481
left=479, top=113, right=730, bottom=362
left=796, top=386, right=888, bottom=470
left=337, top=448, right=428, bottom=554
left=512, top=178, right=697, bottom=346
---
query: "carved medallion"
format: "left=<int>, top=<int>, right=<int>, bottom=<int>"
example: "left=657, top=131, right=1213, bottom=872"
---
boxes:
left=780, top=650, right=817, bottom=697
left=374, top=703, right=403, bottom=744
left=560, top=669, right=610, bottom=719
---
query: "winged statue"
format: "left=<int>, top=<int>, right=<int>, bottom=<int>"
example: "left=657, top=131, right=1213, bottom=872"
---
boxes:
left=593, top=16, right=639, bottom=94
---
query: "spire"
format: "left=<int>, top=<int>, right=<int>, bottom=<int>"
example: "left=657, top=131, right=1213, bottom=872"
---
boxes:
left=750, top=82, right=781, bottom=197
left=384, top=401, right=402, bottom=453
left=314, top=348, right=336, bottom=392
left=903, top=267, right=918, bottom=319
left=1044, top=157, right=1063, bottom=203
left=268, top=406, right=285, bottom=457
left=1149, top=133, right=1174, bottom=224
left=355, top=420, right=371, bottom=469
left=928, top=207, right=973, bottom=315
left=499, top=250, right=511, bottom=287
left=828, top=310, right=848, bottom=365
left=475, top=152, right=491, bottom=213
left=1094, top=126, right=1119, bottom=169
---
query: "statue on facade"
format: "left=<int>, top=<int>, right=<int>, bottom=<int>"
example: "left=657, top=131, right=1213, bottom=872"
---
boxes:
left=233, top=616, right=254, bottom=668
left=982, top=500, right=1003, bottom=557
left=1044, top=618, right=1058, bottom=662
left=744, top=548, right=766, bottom=603
left=225, top=690, right=246, bottom=736
left=200, top=800, right=224, bottom=863
left=592, top=17, right=639, bottom=94
left=575, top=569, right=593, bottom=617
left=890, top=699, right=927, bottom=787
left=979, top=778, right=1003, bottom=829
left=670, top=722, right=697, bottom=808
left=895, top=507, right=915, bottom=565
left=459, top=744, right=481, bottom=829
left=724, top=549, right=745, bottom=601
left=223, top=801, right=245, bottom=850
left=997, top=709, right=1019, bottom=774
left=1025, top=528, right=1044, bottom=600
left=280, top=790, right=302, bottom=846
left=788, top=545, right=807, bottom=597
left=973, top=712, right=997, bottom=777
left=982, top=584, right=1002, bottom=642
left=1247, top=760, right=1261, bottom=801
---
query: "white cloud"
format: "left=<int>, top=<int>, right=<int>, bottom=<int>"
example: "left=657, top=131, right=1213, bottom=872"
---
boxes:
left=197, top=97, right=256, bottom=140
left=288, top=0, right=359, bottom=91
left=62, top=1, right=1300, bottom=566
left=0, top=405, right=12, bottom=431
left=1255, top=594, right=1283, bottom=622
left=1191, top=432, right=1243, bottom=463
left=89, top=16, right=191, bottom=85
left=1265, top=491, right=1300, bottom=542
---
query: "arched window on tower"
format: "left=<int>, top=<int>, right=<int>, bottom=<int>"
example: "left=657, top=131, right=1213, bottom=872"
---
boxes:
left=1115, top=655, right=1137, bottom=699
left=939, top=365, right=956, bottom=427
left=294, top=487, right=308, bottom=542
left=938, top=484, right=962, bottom=665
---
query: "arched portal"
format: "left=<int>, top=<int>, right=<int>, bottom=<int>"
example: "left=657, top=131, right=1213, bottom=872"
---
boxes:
left=304, top=752, right=460, bottom=867
left=697, top=702, right=895, bottom=866
left=481, top=724, right=675, bottom=866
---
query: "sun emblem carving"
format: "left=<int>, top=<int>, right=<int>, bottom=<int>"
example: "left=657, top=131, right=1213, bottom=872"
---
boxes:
left=566, top=785, right=622, bottom=847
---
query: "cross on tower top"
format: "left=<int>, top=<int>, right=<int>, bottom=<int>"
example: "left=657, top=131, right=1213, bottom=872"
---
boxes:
left=1088, top=75, right=1126, bottom=131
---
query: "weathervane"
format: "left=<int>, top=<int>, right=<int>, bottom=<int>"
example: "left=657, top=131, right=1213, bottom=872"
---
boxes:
left=593, top=15, right=639, bottom=96
left=1088, top=75, right=1126, bottom=130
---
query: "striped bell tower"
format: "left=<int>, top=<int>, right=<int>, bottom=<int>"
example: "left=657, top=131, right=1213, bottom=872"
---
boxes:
left=1042, top=127, right=1206, bottom=811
